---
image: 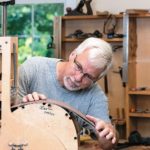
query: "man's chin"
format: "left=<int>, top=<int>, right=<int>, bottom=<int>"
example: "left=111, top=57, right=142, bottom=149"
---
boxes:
left=63, top=79, right=80, bottom=91
left=64, top=84, right=81, bottom=91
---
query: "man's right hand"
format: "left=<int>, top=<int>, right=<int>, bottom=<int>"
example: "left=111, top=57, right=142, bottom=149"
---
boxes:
left=22, top=92, right=47, bottom=102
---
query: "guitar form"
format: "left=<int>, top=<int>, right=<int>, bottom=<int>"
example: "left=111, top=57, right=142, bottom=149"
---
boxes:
left=0, top=37, right=78, bottom=150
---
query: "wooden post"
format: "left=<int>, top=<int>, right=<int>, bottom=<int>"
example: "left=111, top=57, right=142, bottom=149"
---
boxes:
left=0, top=37, right=18, bottom=127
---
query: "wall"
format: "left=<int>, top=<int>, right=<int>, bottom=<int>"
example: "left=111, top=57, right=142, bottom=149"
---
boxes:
left=77, top=0, right=150, bottom=14
left=15, top=0, right=150, bottom=14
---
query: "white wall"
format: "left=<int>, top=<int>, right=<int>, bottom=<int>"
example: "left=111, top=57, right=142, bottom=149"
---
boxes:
left=14, top=0, right=150, bottom=14
left=77, top=0, right=150, bottom=14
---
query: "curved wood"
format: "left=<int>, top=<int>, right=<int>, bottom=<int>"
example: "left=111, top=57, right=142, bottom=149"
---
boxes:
left=0, top=37, right=78, bottom=150
left=11, top=99, right=114, bottom=150
left=0, top=102, right=78, bottom=150
left=0, top=99, right=115, bottom=150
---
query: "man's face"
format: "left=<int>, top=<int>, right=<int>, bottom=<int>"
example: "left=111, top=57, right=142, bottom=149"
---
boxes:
left=63, top=50, right=103, bottom=91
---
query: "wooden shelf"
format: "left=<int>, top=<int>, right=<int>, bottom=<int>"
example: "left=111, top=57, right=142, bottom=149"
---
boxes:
left=128, top=13, right=150, bottom=18
left=129, top=113, right=150, bottom=118
left=105, top=38, right=123, bottom=43
left=128, top=90, right=150, bottom=95
left=62, top=38, right=123, bottom=43
left=62, top=14, right=123, bottom=20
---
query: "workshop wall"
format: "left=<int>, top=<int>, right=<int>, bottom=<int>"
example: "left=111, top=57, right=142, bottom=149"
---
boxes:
left=16, top=0, right=150, bottom=14
left=77, top=0, right=150, bottom=14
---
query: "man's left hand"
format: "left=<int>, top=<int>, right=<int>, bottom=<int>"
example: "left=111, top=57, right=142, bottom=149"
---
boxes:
left=86, top=115, right=117, bottom=144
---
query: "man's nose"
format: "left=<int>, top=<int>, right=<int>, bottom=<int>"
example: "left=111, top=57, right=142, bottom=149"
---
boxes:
left=75, top=72, right=84, bottom=82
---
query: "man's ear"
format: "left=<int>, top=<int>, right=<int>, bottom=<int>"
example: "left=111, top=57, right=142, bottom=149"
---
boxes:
left=69, top=50, right=76, bottom=61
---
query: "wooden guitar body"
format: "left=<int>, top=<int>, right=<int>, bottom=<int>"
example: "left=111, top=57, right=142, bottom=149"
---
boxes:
left=0, top=37, right=74, bottom=150
left=0, top=101, right=78, bottom=150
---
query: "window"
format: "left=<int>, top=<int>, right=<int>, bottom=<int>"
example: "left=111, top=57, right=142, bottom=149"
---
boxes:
left=0, top=2, right=67, bottom=63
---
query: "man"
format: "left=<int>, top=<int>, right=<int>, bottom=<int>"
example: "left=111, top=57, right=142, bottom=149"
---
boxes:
left=18, top=37, right=118, bottom=148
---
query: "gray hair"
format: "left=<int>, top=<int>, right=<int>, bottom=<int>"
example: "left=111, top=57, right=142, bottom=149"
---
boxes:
left=75, top=37, right=112, bottom=79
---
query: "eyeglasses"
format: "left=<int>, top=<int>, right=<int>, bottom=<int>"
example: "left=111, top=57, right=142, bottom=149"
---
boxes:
left=73, top=55, right=98, bottom=83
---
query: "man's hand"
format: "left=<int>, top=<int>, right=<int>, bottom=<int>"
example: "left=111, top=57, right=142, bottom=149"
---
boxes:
left=22, top=92, right=47, bottom=102
left=86, top=115, right=117, bottom=144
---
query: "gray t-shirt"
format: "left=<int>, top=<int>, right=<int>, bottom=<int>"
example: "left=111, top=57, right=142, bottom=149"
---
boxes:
left=18, top=56, right=110, bottom=122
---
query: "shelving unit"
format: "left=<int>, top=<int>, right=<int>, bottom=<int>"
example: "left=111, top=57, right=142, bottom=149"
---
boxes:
left=124, top=13, right=150, bottom=138
left=54, top=15, right=123, bottom=59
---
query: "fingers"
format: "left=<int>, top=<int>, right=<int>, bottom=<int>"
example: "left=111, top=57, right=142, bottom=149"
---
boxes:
left=99, top=127, right=110, bottom=137
left=22, top=92, right=47, bottom=103
left=97, top=122, right=116, bottom=144
left=86, top=115, right=116, bottom=144
left=39, top=93, right=47, bottom=100
left=32, top=92, right=40, bottom=101
left=22, top=95, right=30, bottom=102
left=95, top=119, right=105, bottom=131
left=86, top=115, right=99, bottom=124
left=98, top=124, right=116, bottom=143
left=106, top=131, right=113, bottom=140
left=101, top=128, right=116, bottom=144
left=112, top=136, right=116, bottom=144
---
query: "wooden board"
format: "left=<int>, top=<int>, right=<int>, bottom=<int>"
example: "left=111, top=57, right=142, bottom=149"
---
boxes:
left=0, top=37, right=78, bottom=150
left=0, top=103, right=78, bottom=150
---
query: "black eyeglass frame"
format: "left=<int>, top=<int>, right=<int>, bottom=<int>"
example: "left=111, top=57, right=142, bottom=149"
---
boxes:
left=73, top=55, right=100, bottom=83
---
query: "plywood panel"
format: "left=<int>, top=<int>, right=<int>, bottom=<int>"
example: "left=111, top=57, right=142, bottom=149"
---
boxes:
left=137, top=18, right=150, bottom=59
left=136, top=62, right=150, bottom=87
left=134, top=18, right=150, bottom=87
left=106, top=49, right=125, bottom=118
